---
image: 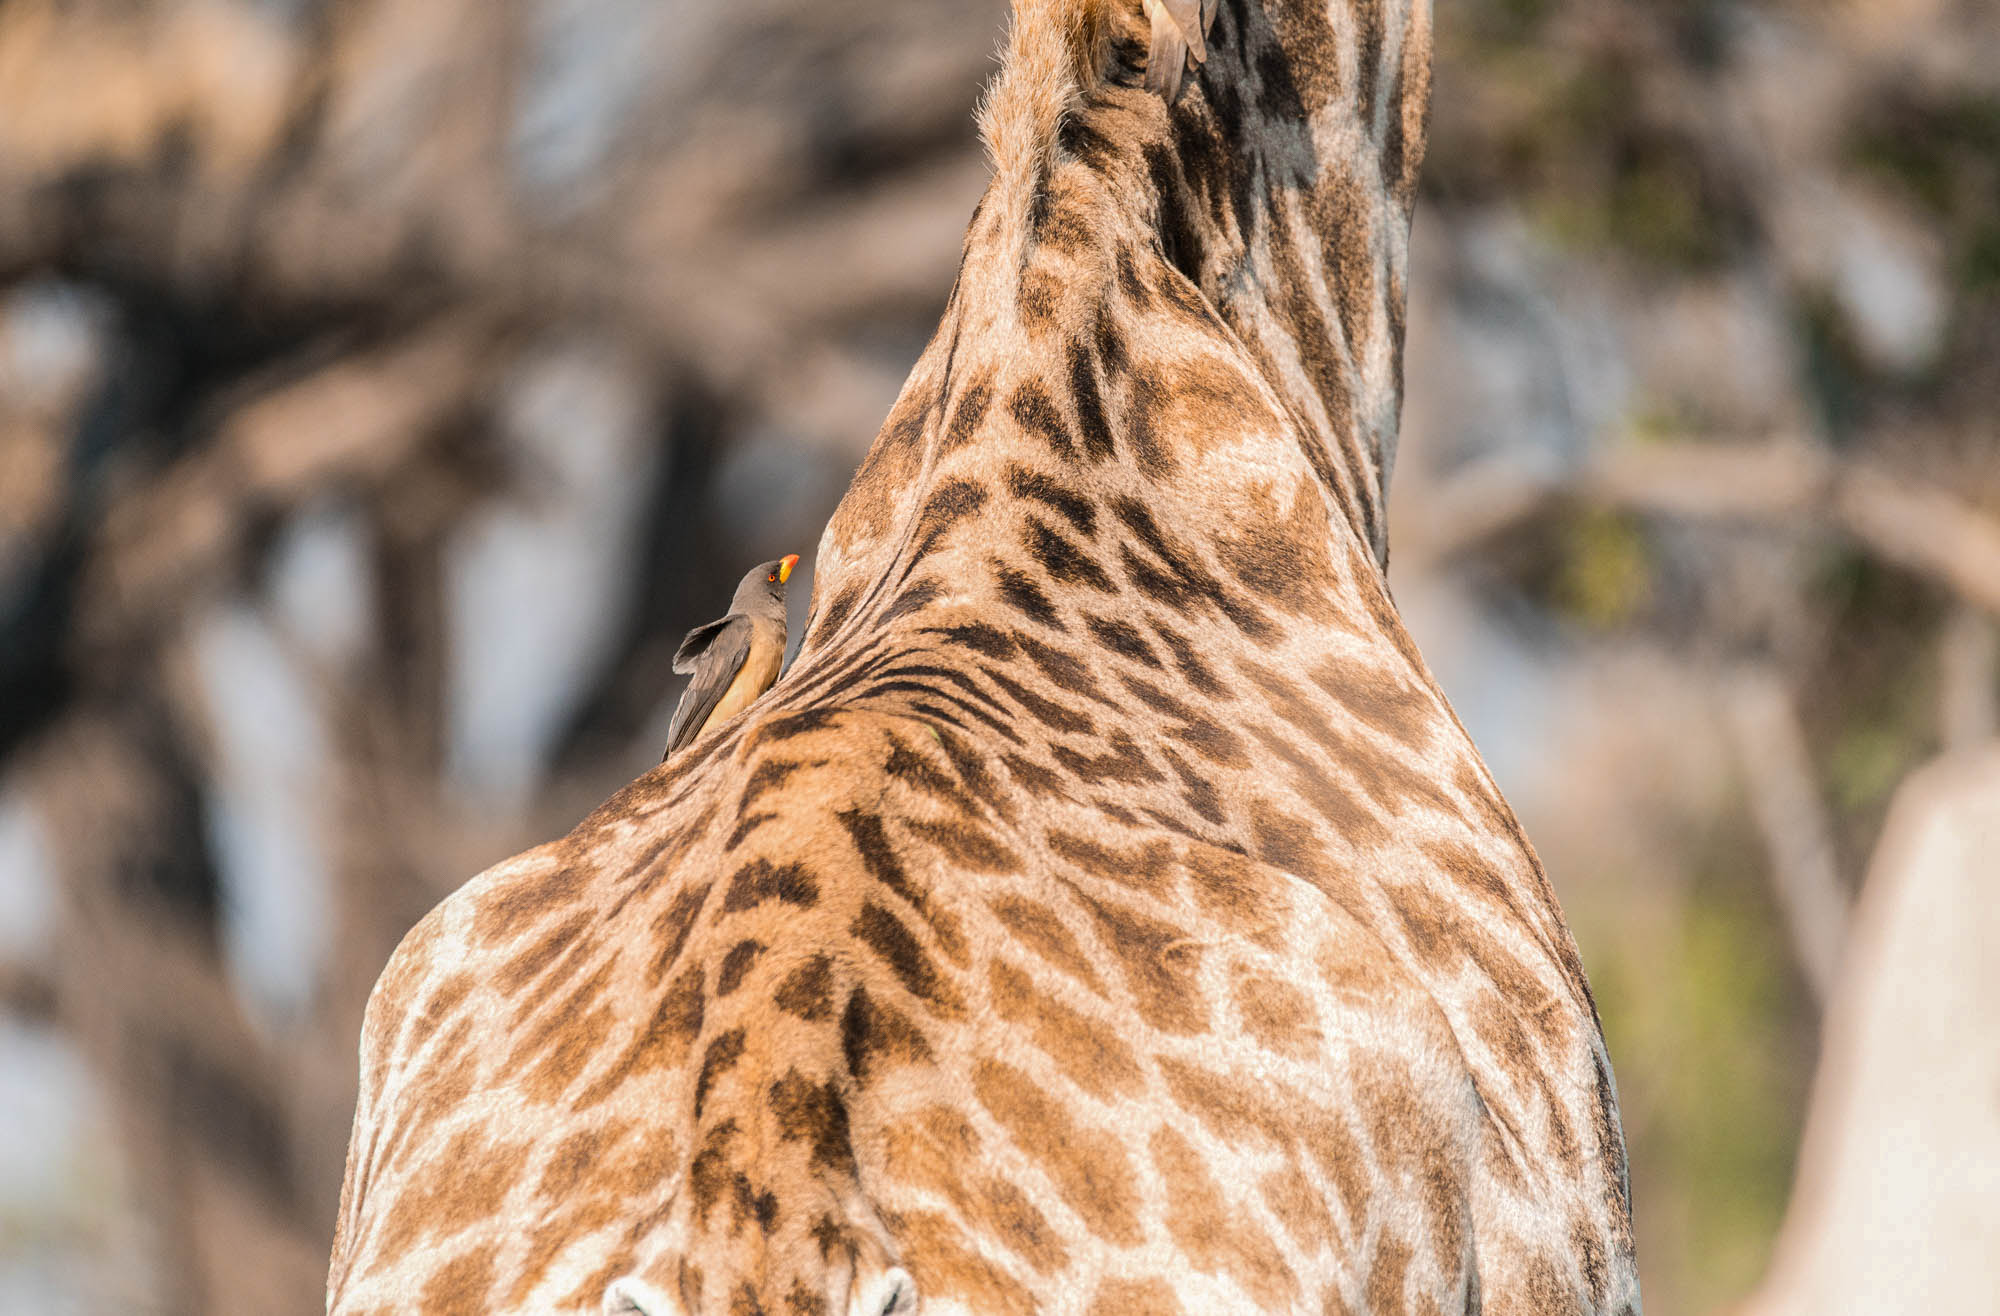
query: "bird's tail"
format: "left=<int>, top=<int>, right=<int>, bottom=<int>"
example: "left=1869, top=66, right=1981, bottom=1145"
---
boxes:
left=1140, top=0, right=1218, bottom=98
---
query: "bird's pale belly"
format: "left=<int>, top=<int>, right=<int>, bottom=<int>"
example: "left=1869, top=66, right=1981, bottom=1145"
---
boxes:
left=702, top=640, right=784, bottom=734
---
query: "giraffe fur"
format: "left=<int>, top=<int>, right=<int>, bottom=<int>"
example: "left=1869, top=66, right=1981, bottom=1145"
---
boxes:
left=327, top=1, right=1641, bottom=1311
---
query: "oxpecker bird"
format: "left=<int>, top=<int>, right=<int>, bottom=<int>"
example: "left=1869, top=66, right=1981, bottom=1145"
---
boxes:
left=663, top=554, right=797, bottom=758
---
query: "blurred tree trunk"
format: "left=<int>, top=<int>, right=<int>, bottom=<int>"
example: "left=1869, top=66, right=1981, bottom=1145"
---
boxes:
left=1740, top=746, right=2000, bottom=1315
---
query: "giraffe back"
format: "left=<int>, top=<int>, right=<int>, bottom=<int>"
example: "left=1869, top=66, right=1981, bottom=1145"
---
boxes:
left=328, top=2, right=1640, bottom=1312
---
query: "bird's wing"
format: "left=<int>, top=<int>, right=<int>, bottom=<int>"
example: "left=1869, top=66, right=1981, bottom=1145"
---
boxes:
left=665, top=615, right=753, bottom=756
left=672, top=616, right=737, bottom=673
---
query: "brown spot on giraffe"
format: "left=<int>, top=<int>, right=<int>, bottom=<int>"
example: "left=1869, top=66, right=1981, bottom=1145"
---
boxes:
left=882, top=1108, right=1072, bottom=1277
left=716, top=939, right=766, bottom=995
left=1235, top=971, right=1324, bottom=1056
left=840, top=984, right=932, bottom=1084
left=1366, top=1234, right=1414, bottom=1315
left=473, top=858, right=584, bottom=945
left=1071, top=890, right=1211, bottom=1034
left=771, top=954, right=835, bottom=1022
left=896, top=1211, right=1039, bottom=1316
left=1087, top=1276, right=1188, bottom=1316
left=987, top=893, right=1106, bottom=992
left=374, top=1126, right=528, bottom=1260
left=419, top=1243, right=500, bottom=1314
left=986, top=958, right=1145, bottom=1097
left=1261, top=1163, right=1338, bottom=1250
left=973, top=1058, right=1144, bottom=1247
left=495, top=908, right=592, bottom=995
left=1151, top=1124, right=1301, bottom=1307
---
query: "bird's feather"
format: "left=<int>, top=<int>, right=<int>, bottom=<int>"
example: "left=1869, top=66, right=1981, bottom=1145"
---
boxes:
left=665, top=616, right=752, bottom=754
left=1143, top=0, right=1209, bottom=98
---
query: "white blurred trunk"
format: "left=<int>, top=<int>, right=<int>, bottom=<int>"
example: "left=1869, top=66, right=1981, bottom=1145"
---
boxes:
left=1742, top=746, right=2000, bottom=1315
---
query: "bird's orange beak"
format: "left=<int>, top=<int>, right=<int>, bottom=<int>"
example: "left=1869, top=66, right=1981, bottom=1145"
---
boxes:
left=778, top=554, right=799, bottom=583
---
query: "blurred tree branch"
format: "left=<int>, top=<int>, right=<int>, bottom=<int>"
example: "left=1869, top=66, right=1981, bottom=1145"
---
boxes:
left=1721, top=668, right=1848, bottom=1007
left=1408, top=437, right=2000, bottom=619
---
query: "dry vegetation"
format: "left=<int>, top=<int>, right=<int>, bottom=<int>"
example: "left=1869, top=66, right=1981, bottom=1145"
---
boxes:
left=0, top=0, right=1993, bottom=1312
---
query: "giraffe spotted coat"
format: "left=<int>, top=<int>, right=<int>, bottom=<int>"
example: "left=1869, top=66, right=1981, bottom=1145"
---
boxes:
left=328, top=1, right=1642, bottom=1311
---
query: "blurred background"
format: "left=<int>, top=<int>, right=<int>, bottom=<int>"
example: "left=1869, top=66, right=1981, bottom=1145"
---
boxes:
left=0, top=0, right=1994, bottom=1311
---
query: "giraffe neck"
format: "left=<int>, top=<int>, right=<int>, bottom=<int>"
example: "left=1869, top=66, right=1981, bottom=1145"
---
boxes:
left=816, top=0, right=1429, bottom=627
left=1145, top=0, right=1432, bottom=565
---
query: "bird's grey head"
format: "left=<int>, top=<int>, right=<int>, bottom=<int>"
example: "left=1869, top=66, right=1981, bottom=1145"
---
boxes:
left=730, top=554, right=798, bottom=620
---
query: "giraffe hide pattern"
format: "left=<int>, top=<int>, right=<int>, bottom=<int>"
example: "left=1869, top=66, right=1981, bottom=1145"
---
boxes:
left=327, top=1, right=1642, bottom=1312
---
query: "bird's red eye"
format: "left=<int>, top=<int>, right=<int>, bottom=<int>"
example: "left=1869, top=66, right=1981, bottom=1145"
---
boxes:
left=767, top=574, right=777, bottom=582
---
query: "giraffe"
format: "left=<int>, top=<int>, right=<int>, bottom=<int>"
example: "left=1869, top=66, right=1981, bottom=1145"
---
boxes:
left=327, top=0, right=1642, bottom=1311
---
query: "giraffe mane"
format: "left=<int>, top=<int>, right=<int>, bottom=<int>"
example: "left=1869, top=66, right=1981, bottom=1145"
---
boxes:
left=975, top=0, right=1115, bottom=272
